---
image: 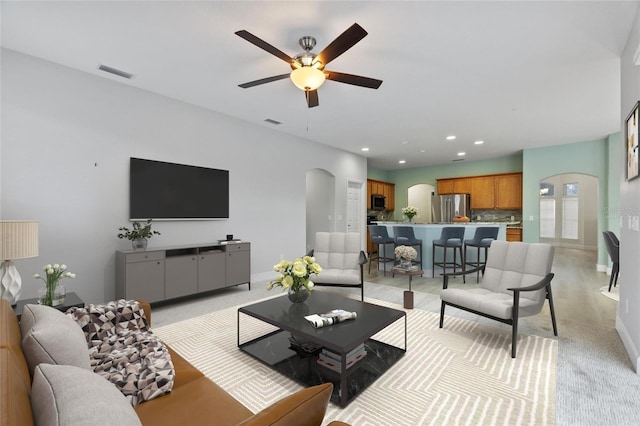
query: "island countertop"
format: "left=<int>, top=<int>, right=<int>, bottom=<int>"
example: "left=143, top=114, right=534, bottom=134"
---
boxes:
left=370, top=222, right=506, bottom=277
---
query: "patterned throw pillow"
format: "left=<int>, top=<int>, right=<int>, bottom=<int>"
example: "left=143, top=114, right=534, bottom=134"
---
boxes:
left=66, top=300, right=174, bottom=406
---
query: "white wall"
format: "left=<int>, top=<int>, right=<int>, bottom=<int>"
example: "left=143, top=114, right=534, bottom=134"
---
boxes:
left=618, top=9, right=640, bottom=373
left=0, top=49, right=367, bottom=304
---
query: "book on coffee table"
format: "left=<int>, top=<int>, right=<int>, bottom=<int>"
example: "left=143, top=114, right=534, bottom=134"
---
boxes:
left=304, top=309, right=357, bottom=328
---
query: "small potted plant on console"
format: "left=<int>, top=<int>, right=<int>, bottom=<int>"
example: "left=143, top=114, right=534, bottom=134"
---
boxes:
left=117, top=219, right=161, bottom=250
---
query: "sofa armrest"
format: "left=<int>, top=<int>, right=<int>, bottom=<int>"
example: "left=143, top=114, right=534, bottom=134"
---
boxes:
left=236, top=383, right=333, bottom=426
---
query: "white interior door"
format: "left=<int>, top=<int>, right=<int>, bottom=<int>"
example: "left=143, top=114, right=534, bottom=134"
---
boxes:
left=347, top=181, right=362, bottom=233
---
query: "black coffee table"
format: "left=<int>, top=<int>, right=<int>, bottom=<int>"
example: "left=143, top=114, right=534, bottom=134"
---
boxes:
left=237, top=292, right=406, bottom=407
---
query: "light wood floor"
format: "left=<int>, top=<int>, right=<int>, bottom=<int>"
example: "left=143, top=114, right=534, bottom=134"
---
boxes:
left=365, top=246, right=618, bottom=329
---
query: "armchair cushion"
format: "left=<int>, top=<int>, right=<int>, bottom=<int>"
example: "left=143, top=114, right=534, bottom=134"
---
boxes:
left=441, top=241, right=554, bottom=319
left=313, top=232, right=364, bottom=286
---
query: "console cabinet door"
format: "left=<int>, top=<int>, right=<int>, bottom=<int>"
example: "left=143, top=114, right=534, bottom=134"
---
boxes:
left=165, top=255, right=198, bottom=299
left=227, top=243, right=250, bottom=286
left=198, top=251, right=226, bottom=291
left=124, top=253, right=165, bottom=303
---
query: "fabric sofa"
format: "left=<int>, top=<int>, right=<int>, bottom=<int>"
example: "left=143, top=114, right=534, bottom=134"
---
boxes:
left=0, top=298, right=349, bottom=426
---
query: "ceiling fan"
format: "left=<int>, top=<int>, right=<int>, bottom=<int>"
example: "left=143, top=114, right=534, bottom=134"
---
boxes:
left=235, top=23, right=383, bottom=108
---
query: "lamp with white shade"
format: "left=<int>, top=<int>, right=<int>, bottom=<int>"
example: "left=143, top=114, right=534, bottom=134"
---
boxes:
left=0, top=220, right=39, bottom=305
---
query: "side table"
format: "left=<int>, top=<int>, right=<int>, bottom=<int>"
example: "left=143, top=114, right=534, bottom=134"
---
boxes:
left=13, top=292, right=85, bottom=319
left=391, top=267, right=423, bottom=309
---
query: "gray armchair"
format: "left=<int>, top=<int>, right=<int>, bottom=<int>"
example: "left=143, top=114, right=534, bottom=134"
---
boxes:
left=439, top=240, right=557, bottom=358
left=308, top=232, right=367, bottom=301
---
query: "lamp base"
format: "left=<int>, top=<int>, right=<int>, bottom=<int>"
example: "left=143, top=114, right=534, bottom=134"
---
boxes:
left=0, top=260, right=22, bottom=305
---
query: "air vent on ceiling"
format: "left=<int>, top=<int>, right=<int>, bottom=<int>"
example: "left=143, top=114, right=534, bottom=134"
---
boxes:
left=264, top=118, right=282, bottom=125
left=98, top=64, right=134, bottom=79
left=452, top=158, right=465, bottom=162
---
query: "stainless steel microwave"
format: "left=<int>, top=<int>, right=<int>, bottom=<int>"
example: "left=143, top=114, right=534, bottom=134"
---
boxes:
left=371, top=194, right=386, bottom=210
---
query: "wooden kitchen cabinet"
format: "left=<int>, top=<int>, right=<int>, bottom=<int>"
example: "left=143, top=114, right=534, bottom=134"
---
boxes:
left=367, top=179, right=395, bottom=211
left=470, top=176, right=496, bottom=209
left=437, top=179, right=454, bottom=195
left=506, top=228, right=523, bottom=242
left=437, top=177, right=471, bottom=195
left=495, top=173, right=522, bottom=209
left=453, top=178, right=471, bottom=194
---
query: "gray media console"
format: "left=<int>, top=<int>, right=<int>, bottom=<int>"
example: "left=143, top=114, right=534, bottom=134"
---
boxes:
left=116, top=242, right=250, bottom=303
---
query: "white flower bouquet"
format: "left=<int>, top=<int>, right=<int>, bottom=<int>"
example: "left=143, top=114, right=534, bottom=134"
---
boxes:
left=395, top=245, right=417, bottom=261
left=402, top=206, right=418, bottom=221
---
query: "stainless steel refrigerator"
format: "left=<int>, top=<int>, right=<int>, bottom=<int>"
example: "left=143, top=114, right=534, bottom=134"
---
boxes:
left=431, top=194, right=471, bottom=223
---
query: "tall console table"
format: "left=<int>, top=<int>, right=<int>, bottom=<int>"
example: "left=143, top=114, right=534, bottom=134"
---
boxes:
left=116, top=242, right=250, bottom=303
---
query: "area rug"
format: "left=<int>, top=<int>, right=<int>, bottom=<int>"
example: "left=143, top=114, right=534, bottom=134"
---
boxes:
left=153, top=296, right=557, bottom=426
left=600, top=285, right=619, bottom=302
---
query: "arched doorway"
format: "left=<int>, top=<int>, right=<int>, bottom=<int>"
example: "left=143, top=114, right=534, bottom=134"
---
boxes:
left=539, top=173, right=598, bottom=250
left=408, top=183, right=435, bottom=223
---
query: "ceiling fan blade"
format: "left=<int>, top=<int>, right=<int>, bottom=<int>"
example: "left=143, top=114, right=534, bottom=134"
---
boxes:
left=238, top=74, right=290, bottom=88
left=325, top=71, right=383, bottom=89
left=235, top=30, right=294, bottom=64
left=316, top=23, right=368, bottom=67
left=306, top=90, right=319, bottom=108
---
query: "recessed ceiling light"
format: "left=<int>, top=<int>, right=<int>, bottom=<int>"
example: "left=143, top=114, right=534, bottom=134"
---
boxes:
left=401, top=141, right=409, bottom=145
left=457, top=152, right=466, bottom=156
left=399, top=160, right=406, bottom=164
left=474, top=140, right=484, bottom=145
left=420, top=149, right=426, bottom=153
left=361, top=147, right=370, bottom=152
left=446, top=135, right=456, bottom=140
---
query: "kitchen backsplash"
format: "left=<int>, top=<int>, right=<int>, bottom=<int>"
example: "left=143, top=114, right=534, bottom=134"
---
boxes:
left=471, top=209, right=522, bottom=222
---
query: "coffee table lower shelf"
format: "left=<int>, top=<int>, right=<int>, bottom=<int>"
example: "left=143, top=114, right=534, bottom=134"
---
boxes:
left=239, top=329, right=405, bottom=407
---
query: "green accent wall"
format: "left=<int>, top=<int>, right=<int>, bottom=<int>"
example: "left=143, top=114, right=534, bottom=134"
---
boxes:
left=522, top=137, right=613, bottom=266
left=377, top=154, right=522, bottom=219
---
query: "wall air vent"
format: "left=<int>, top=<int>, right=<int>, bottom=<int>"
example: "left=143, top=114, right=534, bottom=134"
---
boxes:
left=264, top=119, right=282, bottom=125
left=98, top=64, right=135, bottom=79
left=452, top=158, right=465, bottom=162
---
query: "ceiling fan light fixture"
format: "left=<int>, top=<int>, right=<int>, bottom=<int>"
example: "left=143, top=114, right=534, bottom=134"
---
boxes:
left=290, top=66, right=326, bottom=91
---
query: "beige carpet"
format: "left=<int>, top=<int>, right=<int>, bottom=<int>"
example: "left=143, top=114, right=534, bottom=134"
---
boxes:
left=153, top=296, right=557, bottom=426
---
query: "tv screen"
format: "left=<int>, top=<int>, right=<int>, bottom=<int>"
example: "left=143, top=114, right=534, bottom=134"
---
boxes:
left=129, top=158, right=229, bottom=220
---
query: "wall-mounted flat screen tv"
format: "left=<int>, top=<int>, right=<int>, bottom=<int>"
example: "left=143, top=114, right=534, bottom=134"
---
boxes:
left=130, top=157, right=229, bottom=220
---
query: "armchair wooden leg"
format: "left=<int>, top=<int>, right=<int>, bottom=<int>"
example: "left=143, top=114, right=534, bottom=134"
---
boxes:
left=511, top=293, right=520, bottom=358
left=511, top=314, right=519, bottom=359
left=547, top=285, right=558, bottom=336
left=439, top=301, right=446, bottom=328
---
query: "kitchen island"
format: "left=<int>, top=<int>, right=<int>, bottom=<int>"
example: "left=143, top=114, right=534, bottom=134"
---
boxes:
left=373, top=222, right=507, bottom=277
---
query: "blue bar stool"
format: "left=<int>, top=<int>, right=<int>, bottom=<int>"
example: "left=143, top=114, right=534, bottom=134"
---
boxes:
left=464, top=226, right=499, bottom=282
left=393, top=226, right=423, bottom=270
left=432, top=227, right=465, bottom=277
left=368, top=225, right=395, bottom=276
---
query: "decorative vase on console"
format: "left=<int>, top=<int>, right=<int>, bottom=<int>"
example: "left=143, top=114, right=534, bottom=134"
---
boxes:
left=117, top=219, right=160, bottom=251
left=33, top=263, right=75, bottom=306
left=267, top=256, right=322, bottom=304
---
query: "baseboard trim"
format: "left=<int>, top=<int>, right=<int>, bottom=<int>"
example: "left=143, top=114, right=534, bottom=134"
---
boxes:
left=616, top=315, right=640, bottom=374
left=596, top=263, right=608, bottom=273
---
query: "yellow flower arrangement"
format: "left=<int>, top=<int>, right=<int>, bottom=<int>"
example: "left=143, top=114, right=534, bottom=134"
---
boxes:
left=267, top=256, right=322, bottom=293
